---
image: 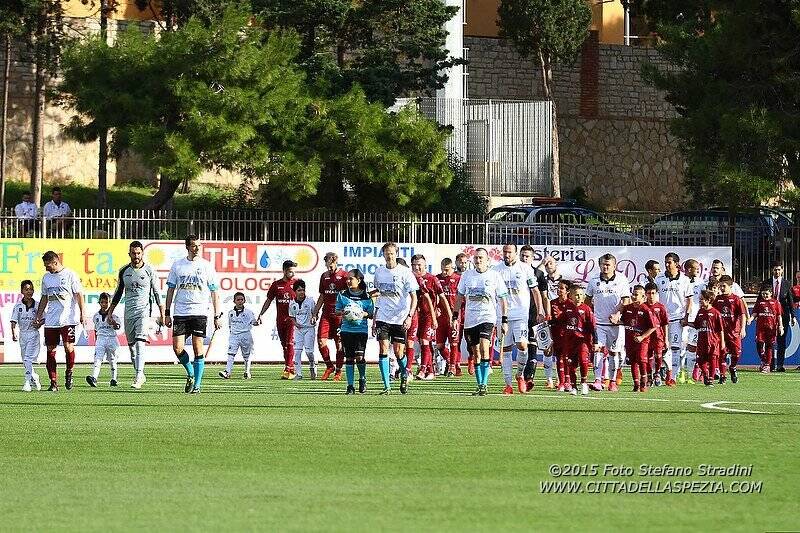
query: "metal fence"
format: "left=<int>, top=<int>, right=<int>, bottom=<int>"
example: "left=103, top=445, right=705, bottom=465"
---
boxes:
left=395, top=97, right=553, bottom=197
left=1, top=208, right=798, bottom=292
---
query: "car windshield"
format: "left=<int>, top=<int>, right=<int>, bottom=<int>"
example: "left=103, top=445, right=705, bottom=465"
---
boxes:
left=487, top=209, right=528, bottom=223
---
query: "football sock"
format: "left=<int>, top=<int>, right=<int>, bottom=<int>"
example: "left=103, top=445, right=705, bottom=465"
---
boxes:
left=501, top=351, right=513, bottom=386
left=129, top=345, right=138, bottom=375
left=357, top=361, right=366, bottom=380
left=441, top=347, right=451, bottom=367
left=65, top=348, right=76, bottom=372
left=22, top=357, right=33, bottom=380
left=178, top=351, right=194, bottom=378
left=580, top=358, right=589, bottom=382
left=398, top=356, right=408, bottom=377
left=335, top=348, right=345, bottom=372
left=244, top=356, right=252, bottom=374
left=524, top=346, right=538, bottom=381
left=543, top=355, right=553, bottom=380
left=345, top=362, right=355, bottom=387
left=516, top=350, right=528, bottom=376
left=92, top=357, right=102, bottom=379
left=110, top=357, right=118, bottom=381
left=557, top=357, right=566, bottom=385
left=405, top=349, right=414, bottom=371
left=378, top=355, right=391, bottom=389
left=135, top=341, right=146, bottom=374
left=592, top=352, right=603, bottom=381
left=684, top=350, right=696, bottom=379
left=294, top=348, right=303, bottom=376
left=730, top=354, right=739, bottom=369
left=670, top=347, right=681, bottom=378
left=192, top=357, right=205, bottom=389
left=764, top=344, right=773, bottom=367
left=474, top=358, right=482, bottom=385
left=226, top=354, right=236, bottom=374
left=46, top=348, right=57, bottom=381
left=479, top=360, right=490, bottom=386
left=320, top=345, right=333, bottom=368
left=421, top=344, right=433, bottom=375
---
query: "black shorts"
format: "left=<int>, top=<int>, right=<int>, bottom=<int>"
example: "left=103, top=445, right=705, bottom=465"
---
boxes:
left=172, top=315, right=207, bottom=338
left=375, top=321, right=406, bottom=344
left=464, top=323, right=495, bottom=348
left=341, top=332, right=368, bottom=358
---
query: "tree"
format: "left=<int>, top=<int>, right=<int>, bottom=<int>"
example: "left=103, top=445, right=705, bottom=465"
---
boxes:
left=497, top=0, right=592, bottom=198
left=256, top=0, right=463, bottom=106
left=640, top=0, right=800, bottom=215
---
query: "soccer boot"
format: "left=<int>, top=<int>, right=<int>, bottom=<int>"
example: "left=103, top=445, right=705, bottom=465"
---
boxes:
left=379, top=387, right=391, bottom=395
left=294, top=373, right=303, bottom=380
left=569, top=388, right=578, bottom=396
left=131, top=374, right=146, bottom=389
left=320, top=367, right=334, bottom=381
left=590, top=379, right=603, bottom=391
left=615, top=368, right=624, bottom=386
left=218, top=370, right=230, bottom=379
left=454, top=364, right=463, bottom=377
left=65, top=372, right=74, bottom=390
left=333, top=371, right=342, bottom=382
left=730, top=367, right=738, bottom=384
left=677, top=369, right=687, bottom=384
left=478, top=385, right=488, bottom=396
left=47, top=381, right=58, bottom=392
left=345, top=385, right=356, bottom=395
left=288, top=369, right=297, bottom=380
left=31, top=373, right=42, bottom=391
left=525, top=379, right=534, bottom=392
left=110, top=379, right=118, bottom=387
left=516, top=375, right=527, bottom=394
left=502, top=385, right=513, bottom=395
left=190, top=387, right=201, bottom=394
left=545, top=379, right=554, bottom=390
left=310, top=367, right=318, bottom=380
left=400, top=374, right=409, bottom=394
left=692, top=365, right=702, bottom=382
left=472, top=386, right=482, bottom=396
left=243, top=371, right=251, bottom=379
left=602, top=378, right=610, bottom=390
left=85, top=375, right=98, bottom=388
left=581, top=382, right=589, bottom=396
left=184, top=376, right=195, bottom=393
left=22, top=380, right=32, bottom=392
left=280, top=370, right=291, bottom=380
left=423, top=372, right=435, bottom=381
left=358, top=378, right=367, bottom=394
left=640, top=385, right=649, bottom=393
left=609, top=381, right=619, bottom=392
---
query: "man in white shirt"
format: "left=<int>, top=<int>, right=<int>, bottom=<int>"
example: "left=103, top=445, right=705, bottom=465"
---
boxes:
left=15, top=191, right=38, bottom=235
left=164, top=235, right=221, bottom=394
left=42, top=187, right=72, bottom=236
left=372, top=241, right=418, bottom=395
left=655, top=252, right=693, bottom=385
left=33, top=250, right=87, bottom=392
left=586, top=253, right=631, bottom=391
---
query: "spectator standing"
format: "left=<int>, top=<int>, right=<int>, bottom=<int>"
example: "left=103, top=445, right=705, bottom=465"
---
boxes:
left=766, top=263, right=796, bottom=372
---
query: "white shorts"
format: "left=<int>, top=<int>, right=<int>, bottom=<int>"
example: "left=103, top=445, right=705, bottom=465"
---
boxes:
left=294, top=326, right=316, bottom=356
left=95, top=338, right=119, bottom=361
left=19, top=332, right=41, bottom=363
left=228, top=332, right=254, bottom=357
left=596, top=324, right=624, bottom=352
left=667, top=321, right=686, bottom=349
left=495, top=319, right=528, bottom=349
left=686, top=326, right=698, bottom=347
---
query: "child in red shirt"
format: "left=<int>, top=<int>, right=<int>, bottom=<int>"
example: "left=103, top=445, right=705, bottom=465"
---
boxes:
left=617, top=285, right=657, bottom=392
left=748, top=285, right=784, bottom=373
left=644, top=282, right=669, bottom=387
left=549, top=279, right=572, bottom=392
left=561, top=284, right=596, bottom=396
left=712, top=276, right=747, bottom=384
left=694, top=290, right=726, bottom=386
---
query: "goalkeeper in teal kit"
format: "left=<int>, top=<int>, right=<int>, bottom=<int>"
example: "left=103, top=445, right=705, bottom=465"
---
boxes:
left=335, top=269, right=375, bottom=394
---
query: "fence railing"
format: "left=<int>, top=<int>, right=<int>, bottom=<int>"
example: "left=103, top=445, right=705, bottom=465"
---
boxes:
left=1, top=208, right=798, bottom=292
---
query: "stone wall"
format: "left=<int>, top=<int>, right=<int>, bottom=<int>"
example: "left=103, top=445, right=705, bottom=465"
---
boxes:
left=464, top=33, right=686, bottom=210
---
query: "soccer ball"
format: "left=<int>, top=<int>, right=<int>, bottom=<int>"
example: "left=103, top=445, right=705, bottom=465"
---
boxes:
left=344, top=304, right=363, bottom=322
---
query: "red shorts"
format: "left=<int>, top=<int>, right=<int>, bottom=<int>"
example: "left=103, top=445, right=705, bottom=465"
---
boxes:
left=436, top=310, right=463, bottom=346
left=44, top=325, right=76, bottom=346
left=318, top=314, right=342, bottom=340
left=755, top=329, right=777, bottom=344
left=565, top=339, right=590, bottom=364
left=414, top=314, right=435, bottom=343
left=723, top=333, right=742, bottom=356
left=625, top=343, right=649, bottom=364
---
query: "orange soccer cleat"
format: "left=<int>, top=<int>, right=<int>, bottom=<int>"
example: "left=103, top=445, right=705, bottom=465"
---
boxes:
left=320, top=367, right=334, bottom=381
left=502, top=384, right=514, bottom=395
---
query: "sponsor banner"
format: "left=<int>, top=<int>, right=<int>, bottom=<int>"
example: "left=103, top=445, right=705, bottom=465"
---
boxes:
left=1, top=239, right=793, bottom=366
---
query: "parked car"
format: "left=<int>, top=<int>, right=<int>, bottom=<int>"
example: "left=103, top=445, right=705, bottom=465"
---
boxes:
left=486, top=203, right=650, bottom=246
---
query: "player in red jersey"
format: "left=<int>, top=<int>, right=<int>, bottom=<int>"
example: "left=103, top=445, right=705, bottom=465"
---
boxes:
left=693, top=290, right=726, bottom=386
left=644, top=282, right=670, bottom=387
left=410, top=255, right=449, bottom=379
left=257, top=260, right=298, bottom=379
left=436, top=258, right=462, bottom=376
left=549, top=279, right=571, bottom=391
left=312, top=252, right=348, bottom=381
left=748, top=285, right=784, bottom=373
left=561, top=283, right=596, bottom=396
left=712, top=275, right=747, bottom=384
left=617, top=285, right=658, bottom=392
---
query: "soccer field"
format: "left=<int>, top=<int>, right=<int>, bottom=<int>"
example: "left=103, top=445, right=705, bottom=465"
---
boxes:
left=1, top=364, right=798, bottom=533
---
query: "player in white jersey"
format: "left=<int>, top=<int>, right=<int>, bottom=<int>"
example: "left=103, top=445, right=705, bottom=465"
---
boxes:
left=372, top=242, right=418, bottom=394
left=289, top=280, right=317, bottom=379
left=10, top=280, right=42, bottom=391
left=519, top=246, right=549, bottom=390
left=682, top=259, right=705, bottom=383
left=453, top=248, right=508, bottom=396
left=493, top=244, right=539, bottom=394
left=654, top=252, right=693, bottom=385
left=219, top=292, right=257, bottom=380
left=585, top=253, right=630, bottom=391
left=33, top=250, right=87, bottom=392
left=164, top=235, right=221, bottom=394
left=540, top=255, right=563, bottom=387
left=86, top=292, right=122, bottom=387
left=107, top=240, right=164, bottom=389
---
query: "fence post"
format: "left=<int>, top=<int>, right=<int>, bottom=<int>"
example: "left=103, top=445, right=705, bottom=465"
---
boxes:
left=189, top=219, right=195, bottom=236
left=337, top=220, right=343, bottom=243
left=115, top=217, right=121, bottom=239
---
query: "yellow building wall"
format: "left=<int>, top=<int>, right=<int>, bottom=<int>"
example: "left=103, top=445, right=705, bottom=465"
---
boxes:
left=63, top=0, right=158, bottom=21
left=465, top=0, right=624, bottom=44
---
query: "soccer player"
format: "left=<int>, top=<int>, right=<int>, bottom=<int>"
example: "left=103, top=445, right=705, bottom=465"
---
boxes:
left=693, top=290, right=726, bottom=386
left=749, top=285, right=784, bottom=373
left=411, top=254, right=450, bottom=380
left=372, top=242, right=418, bottom=394
left=289, top=279, right=317, bottom=380
left=713, top=276, right=747, bottom=384
left=436, top=258, right=462, bottom=376
left=519, top=246, right=548, bottom=390
left=561, top=283, right=596, bottom=396
left=33, top=250, right=87, bottom=392
left=219, top=292, right=257, bottom=380
left=585, top=253, right=630, bottom=391
left=86, top=292, right=121, bottom=387
left=492, top=244, right=538, bottom=394
left=455, top=253, right=469, bottom=274
left=10, top=280, right=41, bottom=391
left=164, top=235, right=221, bottom=394
left=644, top=282, right=669, bottom=386
left=617, top=285, right=658, bottom=392
left=312, top=252, right=348, bottom=381
left=452, top=248, right=508, bottom=396
left=655, top=252, right=693, bottom=385
left=644, top=260, right=661, bottom=284
left=682, top=259, right=705, bottom=383
left=336, top=269, right=375, bottom=394
left=549, top=279, right=572, bottom=391
left=107, top=240, right=164, bottom=389
left=257, top=260, right=299, bottom=379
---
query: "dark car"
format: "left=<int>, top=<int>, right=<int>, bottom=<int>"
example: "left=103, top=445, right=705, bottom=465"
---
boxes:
left=486, top=203, right=650, bottom=246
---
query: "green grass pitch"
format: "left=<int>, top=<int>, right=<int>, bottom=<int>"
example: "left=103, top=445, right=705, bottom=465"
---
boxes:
left=1, top=363, right=798, bottom=532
